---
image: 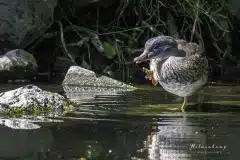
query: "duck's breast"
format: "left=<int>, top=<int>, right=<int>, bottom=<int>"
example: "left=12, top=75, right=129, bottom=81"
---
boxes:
left=156, top=56, right=208, bottom=97
left=159, top=75, right=207, bottom=97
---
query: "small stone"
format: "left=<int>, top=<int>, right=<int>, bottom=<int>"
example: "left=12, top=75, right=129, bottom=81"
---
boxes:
left=0, top=49, right=37, bottom=79
left=0, top=84, right=65, bottom=109
left=62, top=66, right=136, bottom=89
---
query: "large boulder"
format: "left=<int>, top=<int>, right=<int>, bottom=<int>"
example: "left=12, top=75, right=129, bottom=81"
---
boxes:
left=0, top=0, right=58, bottom=47
left=0, top=49, right=37, bottom=79
left=229, top=0, right=240, bottom=20
left=0, top=84, right=65, bottom=110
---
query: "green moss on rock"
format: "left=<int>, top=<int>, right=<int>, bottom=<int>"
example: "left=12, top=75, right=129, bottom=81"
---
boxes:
left=1, top=100, right=76, bottom=118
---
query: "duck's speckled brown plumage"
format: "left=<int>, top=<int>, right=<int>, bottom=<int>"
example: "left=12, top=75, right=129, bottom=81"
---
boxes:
left=149, top=39, right=208, bottom=89
left=157, top=54, right=208, bottom=84
left=154, top=53, right=208, bottom=97
left=134, top=36, right=208, bottom=111
left=148, top=38, right=208, bottom=97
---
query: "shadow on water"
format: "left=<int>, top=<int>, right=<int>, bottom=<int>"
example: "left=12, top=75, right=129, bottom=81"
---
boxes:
left=0, top=84, right=240, bottom=159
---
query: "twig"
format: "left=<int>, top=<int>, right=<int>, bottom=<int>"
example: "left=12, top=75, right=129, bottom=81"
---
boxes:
left=64, top=25, right=98, bottom=36
left=57, top=21, right=75, bottom=63
left=63, top=16, right=84, bottom=39
left=190, top=0, right=200, bottom=42
left=98, top=24, right=165, bottom=36
left=222, top=33, right=233, bottom=61
left=194, top=24, right=204, bottom=52
left=197, top=23, right=204, bottom=49
left=86, top=43, right=92, bottom=69
left=67, top=37, right=89, bottom=47
left=141, top=21, right=162, bottom=35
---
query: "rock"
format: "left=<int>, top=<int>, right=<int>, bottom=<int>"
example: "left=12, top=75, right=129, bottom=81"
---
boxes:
left=62, top=66, right=136, bottom=89
left=0, top=49, right=37, bottom=79
left=0, top=0, right=58, bottom=47
left=229, top=0, right=240, bottom=20
left=53, top=56, right=76, bottom=73
left=0, top=84, right=65, bottom=109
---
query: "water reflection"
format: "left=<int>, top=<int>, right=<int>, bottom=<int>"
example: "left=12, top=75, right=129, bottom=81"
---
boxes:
left=0, top=126, right=52, bottom=159
left=0, top=117, right=63, bottom=129
left=0, top=84, right=239, bottom=159
left=0, top=115, right=235, bottom=160
left=17, top=113, right=235, bottom=160
left=144, top=114, right=239, bottom=160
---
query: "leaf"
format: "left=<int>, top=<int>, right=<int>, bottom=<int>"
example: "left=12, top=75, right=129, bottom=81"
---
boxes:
left=103, top=42, right=117, bottom=59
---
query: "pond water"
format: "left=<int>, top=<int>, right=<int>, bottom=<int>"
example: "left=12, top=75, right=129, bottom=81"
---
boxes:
left=0, top=83, right=239, bottom=160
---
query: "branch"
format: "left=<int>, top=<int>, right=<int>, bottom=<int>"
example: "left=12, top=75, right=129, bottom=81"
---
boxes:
left=67, top=37, right=89, bottom=47
left=57, top=21, right=76, bottom=63
left=190, top=0, right=200, bottom=42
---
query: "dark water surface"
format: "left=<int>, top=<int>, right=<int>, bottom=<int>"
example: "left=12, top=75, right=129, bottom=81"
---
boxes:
left=0, top=84, right=240, bottom=160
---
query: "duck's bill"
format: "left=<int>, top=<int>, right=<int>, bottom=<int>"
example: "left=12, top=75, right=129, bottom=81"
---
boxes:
left=133, top=50, right=151, bottom=64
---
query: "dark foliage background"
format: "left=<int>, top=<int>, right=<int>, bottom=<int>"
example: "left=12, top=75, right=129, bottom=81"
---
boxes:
left=30, top=0, right=240, bottom=84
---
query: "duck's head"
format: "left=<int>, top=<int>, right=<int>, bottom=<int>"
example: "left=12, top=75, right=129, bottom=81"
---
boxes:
left=134, top=36, right=179, bottom=64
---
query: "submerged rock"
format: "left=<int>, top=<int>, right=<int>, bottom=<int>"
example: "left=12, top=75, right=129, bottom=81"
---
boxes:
left=62, top=66, right=136, bottom=89
left=0, top=84, right=65, bottom=110
left=0, top=49, right=37, bottom=79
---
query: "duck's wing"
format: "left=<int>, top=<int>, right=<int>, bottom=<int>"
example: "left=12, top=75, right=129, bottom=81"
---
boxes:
left=158, top=54, right=208, bottom=84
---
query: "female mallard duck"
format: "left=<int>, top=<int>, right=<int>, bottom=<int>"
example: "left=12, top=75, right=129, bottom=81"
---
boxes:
left=134, top=36, right=208, bottom=112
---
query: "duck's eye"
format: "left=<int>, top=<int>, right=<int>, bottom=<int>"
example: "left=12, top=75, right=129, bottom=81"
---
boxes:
left=153, top=44, right=161, bottom=51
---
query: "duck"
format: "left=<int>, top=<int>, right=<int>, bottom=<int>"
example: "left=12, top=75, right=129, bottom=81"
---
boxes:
left=134, top=36, right=208, bottom=112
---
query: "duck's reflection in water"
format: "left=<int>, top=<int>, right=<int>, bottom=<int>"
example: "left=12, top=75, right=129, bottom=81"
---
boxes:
left=145, top=115, right=228, bottom=160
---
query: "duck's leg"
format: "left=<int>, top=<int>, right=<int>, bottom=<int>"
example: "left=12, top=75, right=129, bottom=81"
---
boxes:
left=181, top=96, right=188, bottom=112
left=142, top=67, right=158, bottom=86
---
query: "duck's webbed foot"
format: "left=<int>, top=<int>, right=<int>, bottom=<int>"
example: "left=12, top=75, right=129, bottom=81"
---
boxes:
left=142, top=67, right=158, bottom=86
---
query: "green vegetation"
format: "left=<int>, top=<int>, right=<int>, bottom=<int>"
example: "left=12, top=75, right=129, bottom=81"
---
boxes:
left=32, top=0, right=239, bottom=83
left=1, top=100, right=75, bottom=117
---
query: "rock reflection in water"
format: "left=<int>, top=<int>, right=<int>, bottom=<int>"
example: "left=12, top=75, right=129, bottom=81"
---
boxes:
left=63, top=86, right=134, bottom=103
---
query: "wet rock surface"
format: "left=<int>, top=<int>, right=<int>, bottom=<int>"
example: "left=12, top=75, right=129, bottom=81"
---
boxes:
left=0, top=49, right=37, bottom=80
left=0, top=84, right=65, bottom=109
left=62, top=66, right=136, bottom=89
